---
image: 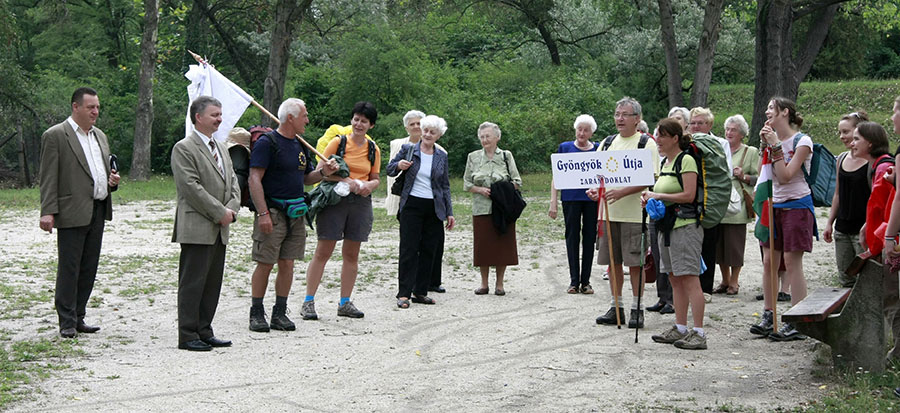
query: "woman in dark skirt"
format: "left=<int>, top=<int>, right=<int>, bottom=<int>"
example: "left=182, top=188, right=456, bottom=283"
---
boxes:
left=463, top=122, right=522, bottom=296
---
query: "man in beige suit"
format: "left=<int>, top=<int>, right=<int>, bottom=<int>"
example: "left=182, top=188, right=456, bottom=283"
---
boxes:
left=172, top=96, right=241, bottom=351
left=40, top=87, right=120, bottom=339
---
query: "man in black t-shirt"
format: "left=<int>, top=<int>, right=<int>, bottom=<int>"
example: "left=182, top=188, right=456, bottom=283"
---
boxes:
left=247, top=98, right=337, bottom=332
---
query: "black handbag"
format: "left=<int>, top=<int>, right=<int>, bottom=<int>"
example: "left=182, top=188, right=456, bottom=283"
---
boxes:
left=390, top=144, right=415, bottom=196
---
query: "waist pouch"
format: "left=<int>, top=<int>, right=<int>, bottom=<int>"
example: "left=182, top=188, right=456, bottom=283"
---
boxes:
left=269, top=196, right=308, bottom=219
left=655, top=203, right=698, bottom=247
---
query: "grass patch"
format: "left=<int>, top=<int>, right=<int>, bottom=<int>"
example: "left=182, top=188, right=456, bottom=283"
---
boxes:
left=806, top=366, right=900, bottom=411
left=0, top=175, right=176, bottom=211
left=0, top=338, right=82, bottom=408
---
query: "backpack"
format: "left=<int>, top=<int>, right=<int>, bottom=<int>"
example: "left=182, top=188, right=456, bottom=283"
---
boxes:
left=336, top=135, right=377, bottom=166
left=869, top=154, right=895, bottom=189
left=793, top=133, right=835, bottom=207
left=602, top=133, right=652, bottom=151
left=664, top=133, right=732, bottom=229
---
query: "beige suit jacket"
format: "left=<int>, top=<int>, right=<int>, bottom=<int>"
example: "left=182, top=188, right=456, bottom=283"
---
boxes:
left=39, top=121, right=114, bottom=228
left=171, top=131, right=241, bottom=245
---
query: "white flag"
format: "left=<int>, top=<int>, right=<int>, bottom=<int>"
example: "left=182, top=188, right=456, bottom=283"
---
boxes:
left=184, top=63, right=253, bottom=141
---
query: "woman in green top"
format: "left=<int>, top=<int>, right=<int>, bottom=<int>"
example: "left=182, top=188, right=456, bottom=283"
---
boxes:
left=463, top=122, right=523, bottom=296
left=714, top=115, right=760, bottom=296
left=641, top=118, right=707, bottom=350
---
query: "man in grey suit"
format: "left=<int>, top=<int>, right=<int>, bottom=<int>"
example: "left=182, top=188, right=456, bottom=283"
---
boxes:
left=40, top=87, right=120, bottom=339
left=172, top=96, right=241, bottom=351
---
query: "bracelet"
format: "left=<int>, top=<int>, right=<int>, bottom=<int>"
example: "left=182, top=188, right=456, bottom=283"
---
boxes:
left=256, top=210, right=269, bottom=217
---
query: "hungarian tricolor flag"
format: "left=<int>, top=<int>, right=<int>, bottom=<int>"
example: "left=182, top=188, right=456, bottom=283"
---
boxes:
left=754, top=147, right=774, bottom=242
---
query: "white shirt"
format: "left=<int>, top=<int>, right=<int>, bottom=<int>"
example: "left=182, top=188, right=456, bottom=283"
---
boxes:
left=67, top=117, right=108, bottom=200
left=410, top=152, right=434, bottom=199
left=713, top=135, right=734, bottom=177
left=195, top=127, right=224, bottom=175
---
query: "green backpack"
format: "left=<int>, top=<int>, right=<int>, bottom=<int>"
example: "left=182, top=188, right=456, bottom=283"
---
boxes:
left=666, top=133, right=732, bottom=229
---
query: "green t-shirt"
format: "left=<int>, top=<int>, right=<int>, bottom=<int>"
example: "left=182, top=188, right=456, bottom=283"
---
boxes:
left=654, top=154, right=698, bottom=229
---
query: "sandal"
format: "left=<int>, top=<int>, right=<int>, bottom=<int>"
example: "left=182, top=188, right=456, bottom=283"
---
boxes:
left=726, top=285, right=739, bottom=295
left=567, top=285, right=579, bottom=294
left=397, top=298, right=410, bottom=309
left=412, top=295, right=435, bottom=305
left=581, top=285, right=594, bottom=294
left=474, top=287, right=489, bottom=295
left=712, top=284, right=729, bottom=294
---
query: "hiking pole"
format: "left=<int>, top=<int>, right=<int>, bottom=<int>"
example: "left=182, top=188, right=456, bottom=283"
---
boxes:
left=635, top=208, right=648, bottom=343
left=187, top=50, right=327, bottom=161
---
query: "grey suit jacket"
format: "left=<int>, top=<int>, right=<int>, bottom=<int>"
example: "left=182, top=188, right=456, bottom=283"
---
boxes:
left=385, top=142, right=453, bottom=220
left=171, top=131, right=241, bottom=245
left=39, top=121, right=114, bottom=228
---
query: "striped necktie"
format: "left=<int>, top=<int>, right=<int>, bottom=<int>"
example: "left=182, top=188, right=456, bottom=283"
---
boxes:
left=209, top=140, right=224, bottom=177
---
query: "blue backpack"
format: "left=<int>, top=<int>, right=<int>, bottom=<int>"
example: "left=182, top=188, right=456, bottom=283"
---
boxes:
left=793, top=133, right=835, bottom=207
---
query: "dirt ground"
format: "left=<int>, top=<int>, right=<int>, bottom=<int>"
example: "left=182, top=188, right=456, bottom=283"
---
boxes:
left=1, top=198, right=842, bottom=412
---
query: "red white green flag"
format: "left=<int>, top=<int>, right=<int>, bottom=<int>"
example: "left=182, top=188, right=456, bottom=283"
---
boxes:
left=754, top=147, right=774, bottom=242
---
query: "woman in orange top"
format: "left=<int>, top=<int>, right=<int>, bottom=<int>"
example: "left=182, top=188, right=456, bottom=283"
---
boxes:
left=303, top=101, right=381, bottom=320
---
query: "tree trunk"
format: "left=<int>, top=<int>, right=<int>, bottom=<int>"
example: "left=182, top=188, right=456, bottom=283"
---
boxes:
left=535, top=21, right=561, bottom=66
left=17, top=118, right=29, bottom=187
left=131, top=0, right=159, bottom=181
left=183, top=0, right=206, bottom=71
left=689, top=0, right=725, bottom=108
left=657, top=0, right=683, bottom=108
left=750, top=0, right=795, bottom=147
left=262, top=0, right=313, bottom=126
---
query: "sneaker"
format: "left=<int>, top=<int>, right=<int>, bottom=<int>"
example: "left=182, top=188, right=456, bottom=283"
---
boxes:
left=595, top=307, right=626, bottom=325
left=249, top=306, right=270, bottom=332
left=674, top=330, right=708, bottom=350
left=704, top=293, right=712, bottom=303
left=749, top=310, right=774, bottom=336
left=652, top=325, right=689, bottom=344
left=580, top=285, right=594, bottom=294
left=602, top=269, right=609, bottom=281
left=337, top=301, right=365, bottom=318
left=301, top=300, right=318, bottom=321
left=627, top=309, right=644, bottom=329
left=270, top=304, right=296, bottom=331
left=768, top=322, right=806, bottom=341
left=777, top=292, right=792, bottom=302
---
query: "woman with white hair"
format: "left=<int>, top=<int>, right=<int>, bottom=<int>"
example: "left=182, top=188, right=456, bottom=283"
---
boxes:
left=714, top=114, right=759, bottom=296
left=387, top=115, right=455, bottom=308
left=550, top=114, right=600, bottom=294
left=464, top=122, right=522, bottom=296
left=668, top=107, right=691, bottom=130
left=387, top=110, right=426, bottom=216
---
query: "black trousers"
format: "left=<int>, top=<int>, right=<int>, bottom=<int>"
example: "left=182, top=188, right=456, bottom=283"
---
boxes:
left=178, top=236, right=226, bottom=344
left=398, top=196, right=444, bottom=298
left=431, top=233, right=444, bottom=288
left=55, top=200, right=106, bottom=330
left=699, top=225, right=720, bottom=294
left=562, top=201, right=598, bottom=287
left=649, top=220, right=672, bottom=305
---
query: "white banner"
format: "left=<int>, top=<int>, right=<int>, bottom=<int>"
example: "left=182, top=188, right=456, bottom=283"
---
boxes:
left=184, top=63, right=253, bottom=141
left=551, top=149, right=655, bottom=189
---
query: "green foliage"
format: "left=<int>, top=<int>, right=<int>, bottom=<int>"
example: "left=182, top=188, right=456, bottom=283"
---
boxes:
left=0, top=338, right=81, bottom=408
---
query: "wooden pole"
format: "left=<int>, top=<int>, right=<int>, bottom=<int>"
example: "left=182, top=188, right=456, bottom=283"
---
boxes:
left=186, top=50, right=326, bottom=161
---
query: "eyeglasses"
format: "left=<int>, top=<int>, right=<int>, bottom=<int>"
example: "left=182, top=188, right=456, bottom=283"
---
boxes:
left=614, top=112, right=637, bottom=119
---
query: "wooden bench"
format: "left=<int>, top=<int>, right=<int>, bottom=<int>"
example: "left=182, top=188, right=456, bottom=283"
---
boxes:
left=782, top=259, right=886, bottom=372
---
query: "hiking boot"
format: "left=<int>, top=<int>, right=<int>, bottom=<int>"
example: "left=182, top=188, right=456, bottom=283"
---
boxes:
left=749, top=309, right=774, bottom=336
left=337, top=301, right=365, bottom=318
left=777, top=292, right=792, bottom=302
left=301, top=300, right=318, bottom=321
left=249, top=306, right=269, bottom=332
left=270, top=304, right=296, bottom=331
left=652, top=325, right=689, bottom=344
left=674, top=330, right=708, bottom=350
left=627, top=309, right=644, bottom=329
left=768, top=322, right=807, bottom=342
left=595, top=307, right=626, bottom=325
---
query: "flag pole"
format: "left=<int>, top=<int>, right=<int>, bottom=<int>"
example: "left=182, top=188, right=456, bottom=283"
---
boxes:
left=767, top=147, right=779, bottom=332
left=187, top=50, right=327, bottom=161
left=596, top=180, right=623, bottom=329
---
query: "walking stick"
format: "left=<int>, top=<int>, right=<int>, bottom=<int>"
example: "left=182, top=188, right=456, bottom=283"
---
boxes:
left=596, top=178, right=622, bottom=329
left=635, top=209, right=647, bottom=343
left=187, top=50, right=326, bottom=161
